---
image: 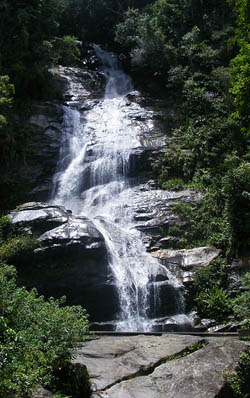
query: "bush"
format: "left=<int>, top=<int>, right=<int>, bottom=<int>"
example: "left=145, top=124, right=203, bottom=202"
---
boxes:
left=192, top=260, right=233, bottom=321
left=0, top=235, right=38, bottom=262
left=224, top=347, right=250, bottom=398
left=0, top=262, right=89, bottom=397
left=233, top=272, right=250, bottom=322
left=54, top=36, right=80, bottom=66
left=195, top=286, right=232, bottom=321
left=160, top=178, right=185, bottom=191
left=0, top=216, right=16, bottom=245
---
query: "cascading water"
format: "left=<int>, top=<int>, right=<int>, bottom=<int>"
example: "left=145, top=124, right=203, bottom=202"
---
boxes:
left=51, top=45, right=185, bottom=331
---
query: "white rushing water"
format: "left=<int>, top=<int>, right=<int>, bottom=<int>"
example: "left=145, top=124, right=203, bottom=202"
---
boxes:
left=51, top=45, right=183, bottom=331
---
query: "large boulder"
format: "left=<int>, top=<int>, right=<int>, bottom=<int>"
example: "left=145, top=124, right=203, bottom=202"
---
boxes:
left=70, top=334, right=248, bottom=398
left=72, top=334, right=203, bottom=391
left=8, top=202, right=118, bottom=323
left=151, top=246, right=221, bottom=285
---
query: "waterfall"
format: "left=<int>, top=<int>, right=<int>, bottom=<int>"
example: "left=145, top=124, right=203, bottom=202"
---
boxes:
left=51, top=45, right=184, bottom=331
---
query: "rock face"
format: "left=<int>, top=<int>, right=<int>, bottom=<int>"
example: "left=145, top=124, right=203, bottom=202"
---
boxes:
left=14, top=60, right=169, bottom=206
left=70, top=334, right=249, bottom=398
left=5, top=54, right=221, bottom=329
left=8, top=202, right=119, bottom=322
left=151, top=246, right=221, bottom=285
left=26, top=65, right=105, bottom=203
left=124, top=185, right=203, bottom=250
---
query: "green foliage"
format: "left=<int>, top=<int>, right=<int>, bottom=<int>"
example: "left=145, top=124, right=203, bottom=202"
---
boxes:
left=170, top=192, right=233, bottom=251
left=0, top=0, right=67, bottom=97
left=233, top=272, right=250, bottom=322
left=59, top=0, right=153, bottom=46
left=0, top=235, right=38, bottom=262
left=167, top=341, right=207, bottom=361
left=224, top=347, right=250, bottom=398
left=0, top=75, right=14, bottom=128
left=0, top=217, right=90, bottom=396
left=0, top=261, right=89, bottom=397
left=0, top=216, right=16, bottom=245
left=229, top=0, right=250, bottom=135
left=160, top=178, right=185, bottom=191
left=54, top=36, right=81, bottom=66
left=230, top=42, right=250, bottom=134
left=195, top=286, right=232, bottom=321
left=168, top=225, right=183, bottom=237
left=0, top=216, right=38, bottom=262
left=192, top=260, right=233, bottom=321
left=115, top=0, right=233, bottom=79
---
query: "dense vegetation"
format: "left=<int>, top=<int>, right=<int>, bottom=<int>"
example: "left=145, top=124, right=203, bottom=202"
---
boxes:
left=0, top=0, right=250, bottom=396
left=113, top=0, right=250, bottom=257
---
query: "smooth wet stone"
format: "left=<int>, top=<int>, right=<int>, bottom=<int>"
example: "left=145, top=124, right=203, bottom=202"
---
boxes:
left=38, top=216, right=104, bottom=248
left=151, top=246, right=221, bottom=284
left=8, top=202, right=69, bottom=235
left=8, top=202, right=104, bottom=247
left=8, top=202, right=116, bottom=322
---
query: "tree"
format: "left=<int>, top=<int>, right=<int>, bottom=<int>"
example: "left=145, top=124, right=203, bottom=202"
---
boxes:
left=0, top=0, right=67, bottom=97
left=229, top=0, right=250, bottom=135
left=0, top=76, right=14, bottom=129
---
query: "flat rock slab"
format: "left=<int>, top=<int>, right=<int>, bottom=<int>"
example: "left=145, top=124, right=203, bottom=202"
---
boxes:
left=71, top=335, right=248, bottom=398
left=73, top=335, right=204, bottom=391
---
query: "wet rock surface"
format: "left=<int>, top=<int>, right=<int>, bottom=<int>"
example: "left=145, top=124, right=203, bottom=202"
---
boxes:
left=70, top=335, right=249, bottom=398
left=8, top=202, right=104, bottom=246
left=151, top=246, right=221, bottom=285
left=21, top=64, right=169, bottom=205
left=8, top=202, right=118, bottom=322
left=129, top=186, right=203, bottom=250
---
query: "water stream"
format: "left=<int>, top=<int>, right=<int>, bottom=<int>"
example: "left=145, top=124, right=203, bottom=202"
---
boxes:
left=51, top=46, right=184, bottom=331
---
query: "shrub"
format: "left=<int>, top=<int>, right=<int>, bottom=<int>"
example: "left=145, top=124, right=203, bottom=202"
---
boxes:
left=54, top=36, right=80, bottom=66
left=0, top=262, right=89, bottom=397
left=192, top=260, right=233, bottom=321
left=195, top=286, right=232, bottom=321
left=0, top=235, right=38, bottom=262
left=233, top=272, right=250, bottom=322
left=224, top=347, right=250, bottom=398
left=0, top=216, right=16, bottom=246
left=160, top=178, right=185, bottom=191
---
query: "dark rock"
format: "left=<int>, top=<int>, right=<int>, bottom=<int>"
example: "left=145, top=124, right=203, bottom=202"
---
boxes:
left=151, top=247, right=221, bottom=285
left=49, top=65, right=105, bottom=102
left=8, top=202, right=120, bottom=323
left=32, top=387, right=54, bottom=398
left=228, top=272, right=244, bottom=294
